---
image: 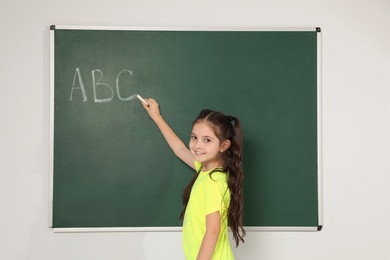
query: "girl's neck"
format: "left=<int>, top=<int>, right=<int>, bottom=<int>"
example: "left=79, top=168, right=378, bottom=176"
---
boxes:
left=201, top=160, right=223, bottom=172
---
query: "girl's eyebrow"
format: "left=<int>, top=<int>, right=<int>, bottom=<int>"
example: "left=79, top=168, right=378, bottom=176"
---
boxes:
left=191, top=133, right=215, bottom=140
left=201, top=135, right=215, bottom=140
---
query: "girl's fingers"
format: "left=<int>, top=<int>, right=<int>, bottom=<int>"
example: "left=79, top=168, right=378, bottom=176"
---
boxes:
left=141, top=98, right=161, bottom=119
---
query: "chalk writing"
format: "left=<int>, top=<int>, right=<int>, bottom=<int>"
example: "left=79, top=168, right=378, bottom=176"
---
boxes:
left=69, top=68, right=138, bottom=103
left=70, top=68, right=87, bottom=102
left=116, top=69, right=135, bottom=101
left=92, top=69, right=115, bottom=103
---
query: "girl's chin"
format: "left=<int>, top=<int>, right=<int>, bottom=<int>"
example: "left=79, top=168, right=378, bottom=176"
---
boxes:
left=194, top=155, right=208, bottom=164
left=194, top=155, right=204, bottom=161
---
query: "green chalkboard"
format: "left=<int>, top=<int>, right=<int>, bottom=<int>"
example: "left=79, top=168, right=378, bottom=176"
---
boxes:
left=50, top=26, right=322, bottom=231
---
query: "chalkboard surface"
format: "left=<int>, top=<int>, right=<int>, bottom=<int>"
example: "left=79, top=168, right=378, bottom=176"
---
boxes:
left=50, top=26, right=322, bottom=231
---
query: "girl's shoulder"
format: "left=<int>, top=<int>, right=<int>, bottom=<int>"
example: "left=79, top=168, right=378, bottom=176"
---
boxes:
left=204, top=169, right=228, bottom=184
left=208, top=171, right=228, bottom=182
left=195, top=161, right=227, bottom=179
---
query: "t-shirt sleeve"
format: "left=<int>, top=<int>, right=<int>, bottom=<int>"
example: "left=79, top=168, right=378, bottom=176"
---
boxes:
left=204, top=178, right=223, bottom=215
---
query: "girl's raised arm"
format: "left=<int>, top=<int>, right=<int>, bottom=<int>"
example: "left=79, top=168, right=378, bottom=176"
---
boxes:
left=142, top=98, right=195, bottom=170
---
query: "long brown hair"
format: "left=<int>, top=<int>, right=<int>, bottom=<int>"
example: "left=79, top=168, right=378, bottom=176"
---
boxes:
left=180, top=109, right=246, bottom=246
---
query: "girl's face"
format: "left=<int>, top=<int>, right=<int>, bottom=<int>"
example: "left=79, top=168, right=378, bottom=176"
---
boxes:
left=189, top=121, right=230, bottom=171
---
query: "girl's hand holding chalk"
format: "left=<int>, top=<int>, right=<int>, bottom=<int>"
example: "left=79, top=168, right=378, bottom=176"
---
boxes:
left=140, top=97, right=162, bottom=121
left=137, top=94, right=149, bottom=106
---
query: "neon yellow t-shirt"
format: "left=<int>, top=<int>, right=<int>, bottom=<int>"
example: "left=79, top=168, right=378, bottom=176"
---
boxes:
left=182, top=161, right=234, bottom=260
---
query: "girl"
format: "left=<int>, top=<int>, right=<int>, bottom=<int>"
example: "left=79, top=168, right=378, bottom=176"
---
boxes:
left=142, top=98, right=246, bottom=260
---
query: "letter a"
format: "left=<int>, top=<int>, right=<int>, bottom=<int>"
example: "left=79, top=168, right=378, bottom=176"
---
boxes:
left=70, top=68, right=87, bottom=101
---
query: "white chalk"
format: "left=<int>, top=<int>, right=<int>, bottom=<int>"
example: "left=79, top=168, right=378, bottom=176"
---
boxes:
left=136, top=94, right=149, bottom=106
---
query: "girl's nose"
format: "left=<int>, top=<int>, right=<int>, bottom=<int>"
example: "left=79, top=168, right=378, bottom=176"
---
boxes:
left=195, top=141, right=202, bottom=149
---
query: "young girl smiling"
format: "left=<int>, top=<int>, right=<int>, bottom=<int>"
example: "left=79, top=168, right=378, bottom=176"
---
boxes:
left=142, top=98, right=245, bottom=260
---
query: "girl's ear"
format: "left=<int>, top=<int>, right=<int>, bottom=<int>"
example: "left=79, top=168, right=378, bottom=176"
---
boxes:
left=219, top=140, right=231, bottom=153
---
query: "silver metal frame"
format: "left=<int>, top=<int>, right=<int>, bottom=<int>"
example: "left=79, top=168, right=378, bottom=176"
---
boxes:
left=49, top=26, right=323, bottom=232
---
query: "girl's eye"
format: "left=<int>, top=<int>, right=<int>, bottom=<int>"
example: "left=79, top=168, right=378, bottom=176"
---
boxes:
left=191, top=135, right=197, bottom=140
left=204, top=138, right=211, bottom=143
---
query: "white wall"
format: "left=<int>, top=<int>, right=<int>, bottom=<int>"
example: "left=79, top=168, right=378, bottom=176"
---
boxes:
left=1, top=0, right=389, bottom=259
